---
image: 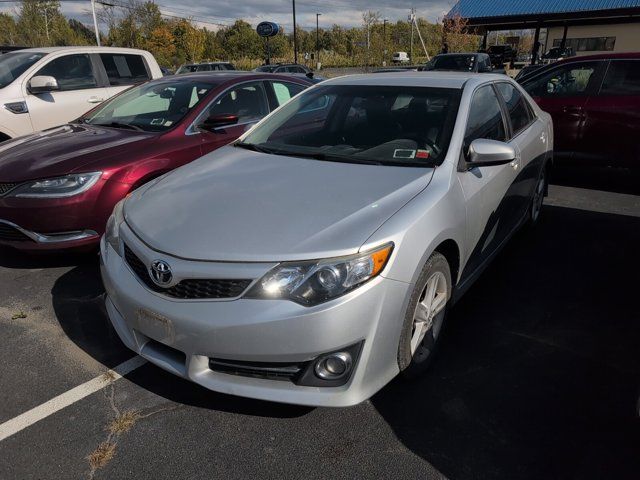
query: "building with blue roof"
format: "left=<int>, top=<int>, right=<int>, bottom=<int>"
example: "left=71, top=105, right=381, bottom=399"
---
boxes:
left=446, top=0, right=640, bottom=64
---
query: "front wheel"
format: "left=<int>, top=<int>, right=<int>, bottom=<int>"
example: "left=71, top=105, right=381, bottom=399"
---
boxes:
left=398, top=252, right=452, bottom=378
left=529, top=165, right=547, bottom=225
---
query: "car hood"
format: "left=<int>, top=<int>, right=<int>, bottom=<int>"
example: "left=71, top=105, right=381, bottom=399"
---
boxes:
left=0, top=124, right=155, bottom=183
left=125, top=146, right=433, bottom=262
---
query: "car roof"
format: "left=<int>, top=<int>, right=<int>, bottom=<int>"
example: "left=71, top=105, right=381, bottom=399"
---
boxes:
left=162, top=71, right=313, bottom=84
left=556, top=52, right=640, bottom=62
left=13, top=46, right=151, bottom=55
left=184, top=62, right=232, bottom=66
left=322, top=71, right=508, bottom=89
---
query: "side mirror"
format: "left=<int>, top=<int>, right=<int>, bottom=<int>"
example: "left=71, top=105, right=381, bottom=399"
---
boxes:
left=305, top=71, right=314, bottom=79
left=467, top=138, right=515, bottom=167
left=28, top=75, right=59, bottom=94
left=199, top=113, right=239, bottom=132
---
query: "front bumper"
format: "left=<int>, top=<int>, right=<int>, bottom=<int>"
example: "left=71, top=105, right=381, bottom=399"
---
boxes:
left=0, top=219, right=99, bottom=251
left=100, top=234, right=411, bottom=407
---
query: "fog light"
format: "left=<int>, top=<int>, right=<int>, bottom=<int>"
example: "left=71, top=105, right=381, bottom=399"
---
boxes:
left=314, top=352, right=352, bottom=380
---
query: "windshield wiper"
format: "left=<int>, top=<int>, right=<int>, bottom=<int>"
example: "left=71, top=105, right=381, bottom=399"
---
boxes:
left=287, top=151, right=384, bottom=166
left=234, top=142, right=277, bottom=154
left=95, top=122, right=144, bottom=132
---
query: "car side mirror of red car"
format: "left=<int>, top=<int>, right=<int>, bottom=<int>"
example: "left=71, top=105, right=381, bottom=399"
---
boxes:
left=199, top=113, right=239, bottom=132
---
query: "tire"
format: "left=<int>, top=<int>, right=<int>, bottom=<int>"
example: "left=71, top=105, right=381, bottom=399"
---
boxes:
left=528, top=164, right=547, bottom=225
left=398, top=252, right=452, bottom=379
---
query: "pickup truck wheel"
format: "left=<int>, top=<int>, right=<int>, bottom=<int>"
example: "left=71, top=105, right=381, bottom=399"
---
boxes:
left=398, top=252, right=451, bottom=379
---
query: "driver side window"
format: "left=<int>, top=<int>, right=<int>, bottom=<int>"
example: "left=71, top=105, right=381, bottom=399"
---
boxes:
left=525, top=62, right=597, bottom=97
left=465, top=85, right=507, bottom=147
left=206, top=82, right=269, bottom=123
left=34, top=54, right=98, bottom=91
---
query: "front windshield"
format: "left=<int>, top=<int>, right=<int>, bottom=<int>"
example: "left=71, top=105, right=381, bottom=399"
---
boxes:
left=428, top=55, right=476, bottom=72
left=239, top=85, right=461, bottom=167
left=0, top=52, right=47, bottom=88
left=176, top=65, right=197, bottom=74
left=82, top=79, right=217, bottom=132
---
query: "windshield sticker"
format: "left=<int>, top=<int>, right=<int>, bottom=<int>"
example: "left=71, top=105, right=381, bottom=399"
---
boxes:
left=393, top=149, right=416, bottom=159
left=150, top=118, right=165, bottom=125
left=164, top=121, right=173, bottom=127
left=416, top=150, right=430, bottom=159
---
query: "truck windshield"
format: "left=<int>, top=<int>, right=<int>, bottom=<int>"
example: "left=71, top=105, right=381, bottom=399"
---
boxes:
left=0, top=52, right=47, bottom=88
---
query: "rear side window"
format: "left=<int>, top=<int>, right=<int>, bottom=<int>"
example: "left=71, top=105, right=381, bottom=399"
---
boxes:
left=495, top=83, right=533, bottom=136
left=206, top=81, right=269, bottom=123
left=271, top=81, right=306, bottom=106
left=600, top=60, right=640, bottom=96
left=524, top=62, right=598, bottom=97
left=35, top=54, right=97, bottom=91
left=465, top=85, right=507, bottom=145
left=100, top=54, right=150, bottom=86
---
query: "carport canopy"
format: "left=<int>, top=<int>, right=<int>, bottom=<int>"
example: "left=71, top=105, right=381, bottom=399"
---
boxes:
left=446, top=0, right=640, bottom=63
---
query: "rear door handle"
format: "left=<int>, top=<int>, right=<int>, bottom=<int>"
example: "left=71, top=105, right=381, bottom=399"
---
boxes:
left=88, top=97, right=104, bottom=104
left=561, top=105, right=583, bottom=115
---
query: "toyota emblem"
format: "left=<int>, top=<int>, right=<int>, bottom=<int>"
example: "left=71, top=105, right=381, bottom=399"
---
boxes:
left=150, top=260, right=173, bottom=287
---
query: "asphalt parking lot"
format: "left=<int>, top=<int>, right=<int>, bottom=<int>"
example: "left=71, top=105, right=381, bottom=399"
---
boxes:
left=0, top=168, right=639, bottom=480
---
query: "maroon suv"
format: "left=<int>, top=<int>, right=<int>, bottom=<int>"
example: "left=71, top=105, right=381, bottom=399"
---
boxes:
left=0, top=72, right=312, bottom=251
left=520, top=52, right=640, bottom=169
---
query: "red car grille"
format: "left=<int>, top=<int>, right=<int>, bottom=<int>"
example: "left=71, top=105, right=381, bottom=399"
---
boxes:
left=123, top=244, right=252, bottom=299
left=0, top=183, right=18, bottom=196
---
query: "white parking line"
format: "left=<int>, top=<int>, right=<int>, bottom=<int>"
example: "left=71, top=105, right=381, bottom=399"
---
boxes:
left=0, top=356, right=147, bottom=442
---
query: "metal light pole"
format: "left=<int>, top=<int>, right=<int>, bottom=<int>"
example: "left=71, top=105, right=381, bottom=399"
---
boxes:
left=383, top=19, right=388, bottom=66
left=292, top=0, right=298, bottom=64
left=316, top=13, right=322, bottom=69
left=91, top=0, right=101, bottom=46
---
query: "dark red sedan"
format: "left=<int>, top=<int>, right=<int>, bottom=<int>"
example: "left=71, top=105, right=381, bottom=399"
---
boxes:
left=520, top=52, right=640, bottom=169
left=0, top=72, right=312, bottom=251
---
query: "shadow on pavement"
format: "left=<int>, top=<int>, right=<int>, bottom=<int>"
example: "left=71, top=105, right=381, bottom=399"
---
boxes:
left=371, top=205, right=640, bottom=480
left=551, top=165, right=640, bottom=196
left=0, top=246, right=97, bottom=269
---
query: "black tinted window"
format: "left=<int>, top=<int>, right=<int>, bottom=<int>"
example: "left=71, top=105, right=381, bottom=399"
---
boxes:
left=601, top=60, right=640, bottom=95
left=496, top=83, right=532, bottom=135
left=100, top=54, right=150, bottom=86
left=525, top=62, right=598, bottom=97
left=465, top=85, right=506, bottom=145
left=36, top=54, right=97, bottom=91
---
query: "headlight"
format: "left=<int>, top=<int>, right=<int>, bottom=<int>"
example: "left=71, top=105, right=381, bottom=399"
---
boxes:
left=105, top=199, right=125, bottom=255
left=10, top=172, right=101, bottom=198
left=245, top=243, right=393, bottom=306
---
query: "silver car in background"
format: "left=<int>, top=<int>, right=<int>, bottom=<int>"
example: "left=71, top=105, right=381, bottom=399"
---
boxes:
left=101, top=72, right=552, bottom=407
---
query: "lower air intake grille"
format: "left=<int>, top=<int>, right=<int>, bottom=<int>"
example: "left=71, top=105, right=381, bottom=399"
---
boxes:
left=0, top=223, right=33, bottom=242
left=209, top=358, right=309, bottom=382
left=124, top=244, right=252, bottom=300
left=0, top=183, right=18, bottom=196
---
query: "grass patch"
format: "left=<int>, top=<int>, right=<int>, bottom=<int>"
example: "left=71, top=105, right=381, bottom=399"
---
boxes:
left=87, top=441, right=116, bottom=470
left=108, top=410, right=140, bottom=435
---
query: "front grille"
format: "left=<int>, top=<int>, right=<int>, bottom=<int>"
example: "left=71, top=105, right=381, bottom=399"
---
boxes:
left=124, top=244, right=252, bottom=300
left=0, top=183, right=18, bottom=196
left=209, top=358, right=308, bottom=382
left=0, top=222, right=33, bottom=242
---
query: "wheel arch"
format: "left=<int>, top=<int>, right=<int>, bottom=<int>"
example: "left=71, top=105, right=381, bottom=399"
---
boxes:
left=433, top=239, right=461, bottom=286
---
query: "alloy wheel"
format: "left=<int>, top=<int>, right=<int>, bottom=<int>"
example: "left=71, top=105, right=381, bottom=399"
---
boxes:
left=410, top=271, right=448, bottom=356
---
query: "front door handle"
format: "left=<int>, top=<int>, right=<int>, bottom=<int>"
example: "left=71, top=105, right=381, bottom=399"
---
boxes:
left=87, top=97, right=104, bottom=104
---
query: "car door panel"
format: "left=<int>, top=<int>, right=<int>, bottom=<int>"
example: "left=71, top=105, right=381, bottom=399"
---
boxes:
left=580, top=59, right=640, bottom=168
left=457, top=85, right=521, bottom=283
left=523, top=61, right=603, bottom=159
left=25, top=54, right=109, bottom=132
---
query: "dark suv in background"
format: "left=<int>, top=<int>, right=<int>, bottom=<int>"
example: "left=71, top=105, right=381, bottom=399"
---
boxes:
left=422, top=53, right=493, bottom=73
left=521, top=52, right=640, bottom=169
left=487, top=45, right=517, bottom=68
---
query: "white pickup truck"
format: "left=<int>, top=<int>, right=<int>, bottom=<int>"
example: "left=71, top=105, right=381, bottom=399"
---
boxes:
left=0, top=46, right=162, bottom=140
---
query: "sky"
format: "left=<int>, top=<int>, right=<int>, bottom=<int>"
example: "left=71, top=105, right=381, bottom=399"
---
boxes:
left=0, top=0, right=457, bottom=31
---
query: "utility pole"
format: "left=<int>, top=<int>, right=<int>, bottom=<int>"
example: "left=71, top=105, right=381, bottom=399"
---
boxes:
left=91, top=0, right=101, bottom=46
left=292, top=0, right=298, bottom=64
left=316, top=13, right=321, bottom=69
left=383, top=19, right=388, bottom=66
left=409, top=9, right=415, bottom=64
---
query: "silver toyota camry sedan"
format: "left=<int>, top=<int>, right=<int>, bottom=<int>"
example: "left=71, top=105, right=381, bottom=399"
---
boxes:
left=101, top=72, right=552, bottom=407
